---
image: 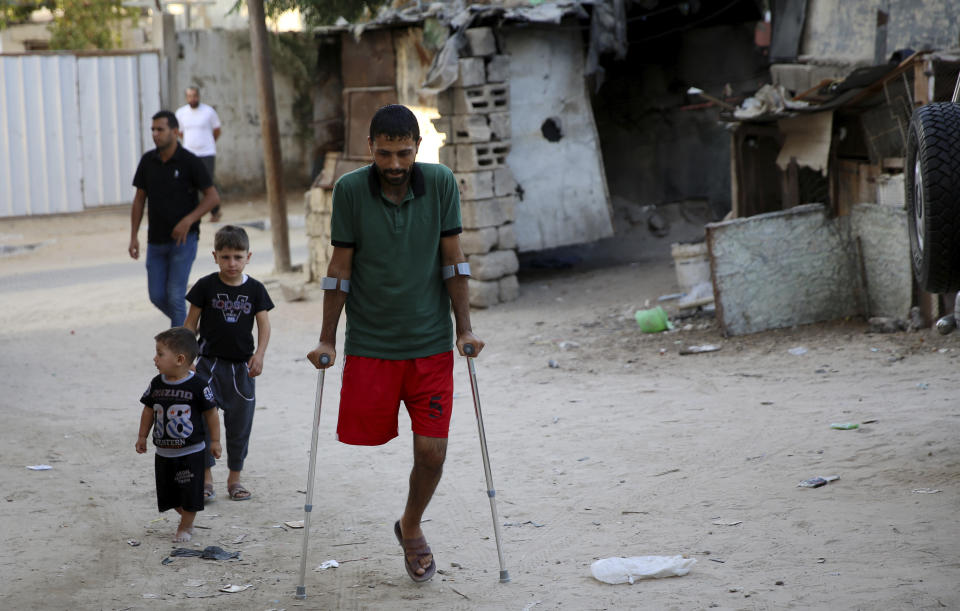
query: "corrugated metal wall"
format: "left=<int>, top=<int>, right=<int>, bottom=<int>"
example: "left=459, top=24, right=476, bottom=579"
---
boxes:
left=0, top=52, right=160, bottom=217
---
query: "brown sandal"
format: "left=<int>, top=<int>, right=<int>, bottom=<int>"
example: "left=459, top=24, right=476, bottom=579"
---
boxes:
left=394, top=520, right=436, bottom=582
left=227, top=483, right=252, bottom=501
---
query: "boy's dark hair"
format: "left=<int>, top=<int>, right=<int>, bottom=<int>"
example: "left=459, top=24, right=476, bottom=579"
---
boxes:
left=214, top=225, right=250, bottom=251
left=155, top=327, right=199, bottom=361
left=369, top=104, right=420, bottom=142
left=152, top=110, right=179, bottom=129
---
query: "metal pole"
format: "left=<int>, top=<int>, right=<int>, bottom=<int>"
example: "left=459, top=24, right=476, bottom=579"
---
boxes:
left=463, top=344, right=510, bottom=583
left=295, top=355, right=329, bottom=599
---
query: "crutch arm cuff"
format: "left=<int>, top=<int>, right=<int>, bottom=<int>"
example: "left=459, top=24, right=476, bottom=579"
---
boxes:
left=320, top=276, right=350, bottom=293
left=441, top=262, right=471, bottom=281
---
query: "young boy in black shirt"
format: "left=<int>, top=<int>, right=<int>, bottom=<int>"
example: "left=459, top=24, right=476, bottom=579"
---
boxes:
left=136, top=327, right=221, bottom=542
left=185, top=225, right=273, bottom=502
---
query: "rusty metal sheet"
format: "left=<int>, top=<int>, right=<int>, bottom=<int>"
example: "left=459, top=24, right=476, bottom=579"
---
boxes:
left=341, top=30, right=396, bottom=89
left=343, top=87, right=397, bottom=160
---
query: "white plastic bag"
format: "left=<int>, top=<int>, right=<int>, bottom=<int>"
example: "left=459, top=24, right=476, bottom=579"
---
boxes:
left=591, top=555, right=696, bottom=584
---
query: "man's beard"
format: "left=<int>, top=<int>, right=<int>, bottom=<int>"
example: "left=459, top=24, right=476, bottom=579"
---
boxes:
left=377, top=166, right=409, bottom=186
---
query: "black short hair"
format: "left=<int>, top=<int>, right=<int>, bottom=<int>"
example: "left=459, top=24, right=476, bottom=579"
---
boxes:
left=155, top=327, right=199, bottom=361
left=369, top=104, right=420, bottom=142
left=214, top=225, right=250, bottom=252
left=152, top=110, right=178, bottom=129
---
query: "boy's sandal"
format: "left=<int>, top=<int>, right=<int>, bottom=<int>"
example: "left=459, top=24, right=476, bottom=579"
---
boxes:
left=203, top=483, right=216, bottom=502
left=227, top=483, right=252, bottom=501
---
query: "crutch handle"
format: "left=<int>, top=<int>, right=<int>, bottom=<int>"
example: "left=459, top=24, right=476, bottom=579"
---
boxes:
left=464, top=344, right=475, bottom=356
left=319, top=354, right=331, bottom=366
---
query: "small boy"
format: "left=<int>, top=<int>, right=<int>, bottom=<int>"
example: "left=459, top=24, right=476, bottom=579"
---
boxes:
left=185, top=225, right=273, bottom=502
left=137, top=327, right=221, bottom=542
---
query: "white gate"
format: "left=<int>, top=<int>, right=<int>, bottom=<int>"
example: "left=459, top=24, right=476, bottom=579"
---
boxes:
left=0, top=51, right=160, bottom=217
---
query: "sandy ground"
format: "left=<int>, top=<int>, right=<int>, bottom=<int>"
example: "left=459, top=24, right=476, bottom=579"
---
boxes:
left=1, top=198, right=958, bottom=610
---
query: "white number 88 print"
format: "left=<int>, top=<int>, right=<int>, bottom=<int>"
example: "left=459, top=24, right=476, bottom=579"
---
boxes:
left=152, top=403, right=195, bottom=439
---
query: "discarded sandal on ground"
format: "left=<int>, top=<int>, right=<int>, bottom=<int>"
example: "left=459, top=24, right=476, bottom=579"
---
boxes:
left=227, top=483, right=251, bottom=501
left=394, top=520, right=436, bottom=583
left=203, top=483, right=216, bottom=502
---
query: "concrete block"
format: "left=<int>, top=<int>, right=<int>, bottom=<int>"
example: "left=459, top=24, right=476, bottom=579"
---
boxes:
left=431, top=116, right=451, bottom=142
left=446, top=141, right=510, bottom=172
left=488, top=111, right=511, bottom=140
left=708, top=203, right=859, bottom=336
left=461, top=197, right=505, bottom=229
left=469, top=278, right=500, bottom=308
left=499, top=274, right=519, bottom=302
left=460, top=227, right=499, bottom=255
left=307, top=236, right=333, bottom=282
left=497, top=223, right=516, bottom=250
left=464, top=27, right=497, bottom=57
left=456, top=171, right=494, bottom=201
left=469, top=249, right=519, bottom=281
left=449, top=114, right=492, bottom=143
left=498, top=194, right=516, bottom=223
left=493, top=166, right=516, bottom=197
left=279, top=281, right=307, bottom=302
left=306, top=187, right=333, bottom=214
left=439, top=145, right=456, bottom=169
left=851, top=203, right=911, bottom=318
left=437, top=84, right=509, bottom=115
left=486, top=54, right=509, bottom=83
left=455, top=57, right=486, bottom=87
left=305, top=210, right=331, bottom=238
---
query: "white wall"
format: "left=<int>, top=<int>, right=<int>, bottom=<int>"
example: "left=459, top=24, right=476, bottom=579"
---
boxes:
left=503, top=27, right=613, bottom=252
left=172, top=29, right=311, bottom=193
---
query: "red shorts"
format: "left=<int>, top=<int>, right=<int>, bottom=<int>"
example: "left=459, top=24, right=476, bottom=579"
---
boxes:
left=336, top=351, right=454, bottom=445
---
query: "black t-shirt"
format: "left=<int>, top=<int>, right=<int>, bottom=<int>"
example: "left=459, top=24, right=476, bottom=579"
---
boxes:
left=186, top=273, right=275, bottom=361
left=140, top=371, right=217, bottom=452
left=132, top=144, right=212, bottom=244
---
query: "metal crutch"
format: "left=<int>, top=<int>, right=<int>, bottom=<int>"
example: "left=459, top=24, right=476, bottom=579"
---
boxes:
left=463, top=343, right=510, bottom=583
left=295, top=353, right=330, bottom=600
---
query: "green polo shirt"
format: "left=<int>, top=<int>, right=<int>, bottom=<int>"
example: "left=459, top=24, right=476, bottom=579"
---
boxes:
left=330, top=163, right=462, bottom=359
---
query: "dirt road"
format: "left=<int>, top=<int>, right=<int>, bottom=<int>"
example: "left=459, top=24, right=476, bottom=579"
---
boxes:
left=1, top=200, right=958, bottom=610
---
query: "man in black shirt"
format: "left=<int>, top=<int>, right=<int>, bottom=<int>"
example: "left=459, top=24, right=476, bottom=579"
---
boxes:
left=129, top=110, right=219, bottom=326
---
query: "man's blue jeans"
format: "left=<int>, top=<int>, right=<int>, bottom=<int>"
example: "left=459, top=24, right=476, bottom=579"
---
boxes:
left=145, top=232, right=198, bottom=327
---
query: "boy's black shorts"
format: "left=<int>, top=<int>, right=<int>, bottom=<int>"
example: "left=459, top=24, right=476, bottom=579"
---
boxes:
left=155, top=451, right=205, bottom=513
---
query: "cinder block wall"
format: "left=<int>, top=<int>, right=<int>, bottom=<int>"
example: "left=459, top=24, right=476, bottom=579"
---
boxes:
left=433, top=26, right=520, bottom=308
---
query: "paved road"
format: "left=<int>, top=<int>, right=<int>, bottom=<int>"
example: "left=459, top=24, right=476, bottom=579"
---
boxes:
left=0, top=244, right=309, bottom=294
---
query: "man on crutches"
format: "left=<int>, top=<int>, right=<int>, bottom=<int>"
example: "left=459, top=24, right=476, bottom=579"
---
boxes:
left=306, top=104, right=482, bottom=584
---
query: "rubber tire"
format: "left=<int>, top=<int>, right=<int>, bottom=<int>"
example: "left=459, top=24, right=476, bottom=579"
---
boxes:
left=905, top=102, right=960, bottom=293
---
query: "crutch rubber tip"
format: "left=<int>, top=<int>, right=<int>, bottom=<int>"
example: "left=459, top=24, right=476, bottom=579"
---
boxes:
left=499, top=570, right=511, bottom=583
left=295, top=586, right=306, bottom=599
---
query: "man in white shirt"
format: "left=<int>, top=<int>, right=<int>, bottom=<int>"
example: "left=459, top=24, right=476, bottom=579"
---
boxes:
left=176, top=86, right=223, bottom=222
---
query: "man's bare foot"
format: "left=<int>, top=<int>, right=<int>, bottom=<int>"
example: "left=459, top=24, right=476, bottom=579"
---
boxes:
left=173, top=527, right=193, bottom=543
